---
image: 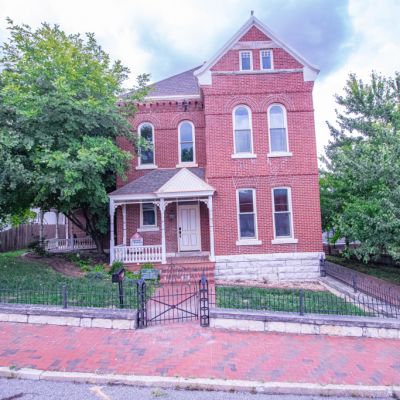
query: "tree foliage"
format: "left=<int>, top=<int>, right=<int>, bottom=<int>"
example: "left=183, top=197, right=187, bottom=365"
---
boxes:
left=0, top=19, right=148, bottom=251
left=321, top=71, right=400, bottom=262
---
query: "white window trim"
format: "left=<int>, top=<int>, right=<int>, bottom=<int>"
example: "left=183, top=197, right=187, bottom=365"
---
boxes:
left=232, top=105, right=254, bottom=156
left=260, top=49, right=274, bottom=70
left=236, top=188, right=260, bottom=243
left=177, top=120, right=196, bottom=166
left=267, top=104, right=290, bottom=155
left=139, top=202, right=158, bottom=230
left=239, top=50, right=253, bottom=71
left=137, top=122, right=157, bottom=168
left=271, top=187, right=296, bottom=243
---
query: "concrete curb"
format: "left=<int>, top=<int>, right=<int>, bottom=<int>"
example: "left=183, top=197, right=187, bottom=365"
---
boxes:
left=0, top=367, right=398, bottom=398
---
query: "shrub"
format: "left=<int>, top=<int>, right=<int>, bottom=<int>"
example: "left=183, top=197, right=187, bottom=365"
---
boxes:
left=140, top=263, right=154, bottom=270
left=109, top=261, right=124, bottom=275
left=27, top=240, right=46, bottom=256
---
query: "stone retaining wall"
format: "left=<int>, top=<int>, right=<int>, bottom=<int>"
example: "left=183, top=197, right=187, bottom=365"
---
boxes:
left=210, top=308, right=400, bottom=339
left=215, top=252, right=322, bottom=282
left=0, top=304, right=136, bottom=330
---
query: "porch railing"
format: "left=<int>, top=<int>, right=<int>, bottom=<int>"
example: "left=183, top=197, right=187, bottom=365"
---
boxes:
left=44, top=237, right=96, bottom=252
left=114, top=245, right=162, bottom=264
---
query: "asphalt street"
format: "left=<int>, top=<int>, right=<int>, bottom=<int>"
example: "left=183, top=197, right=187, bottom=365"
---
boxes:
left=0, top=378, right=390, bottom=400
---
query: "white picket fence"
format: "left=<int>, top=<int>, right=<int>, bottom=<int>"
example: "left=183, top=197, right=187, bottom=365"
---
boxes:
left=114, top=245, right=162, bottom=263
left=44, top=237, right=96, bottom=252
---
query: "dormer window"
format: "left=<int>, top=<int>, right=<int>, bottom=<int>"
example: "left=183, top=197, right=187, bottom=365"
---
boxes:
left=260, top=50, right=273, bottom=70
left=239, top=51, right=252, bottom=71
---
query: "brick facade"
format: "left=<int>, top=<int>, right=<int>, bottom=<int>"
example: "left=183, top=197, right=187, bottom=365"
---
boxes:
left=113, top=19, right=322, bottom=280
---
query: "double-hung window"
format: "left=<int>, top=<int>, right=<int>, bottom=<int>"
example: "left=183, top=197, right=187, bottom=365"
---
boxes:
left=140, top=203, right=157, bottom=228
left=260, top=49, right=273, bottom=70
left=237, top=189, right=257, bottom=240
left=268, top=104, right=289, bottom=154
left=138, top=123, right=155, bottom=166
left=178, top=121, right=196, bottom=164
left=272, top=188, right=293, bottom=238
left=233, top=106, right=253, bottom=155
left=240, top=51, right=252, bottom=71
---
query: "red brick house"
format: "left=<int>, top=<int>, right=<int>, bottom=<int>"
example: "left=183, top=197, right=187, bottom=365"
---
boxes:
left=108, top=15, right=323, bottom=281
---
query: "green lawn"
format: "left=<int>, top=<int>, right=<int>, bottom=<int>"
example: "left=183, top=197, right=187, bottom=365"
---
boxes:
left=0, top=251, right=138, bottom=309
left=216, top=286, right=370, bottom=317
left=326, top=255, right=400, bottom=286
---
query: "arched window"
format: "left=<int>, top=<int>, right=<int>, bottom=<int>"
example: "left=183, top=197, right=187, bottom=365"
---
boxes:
left=268, top=104, right=288, bottom=153
left=233, top=106, right=253, bottom=154
left=178, top=121, right=195, bottom=164
left=138, top=123, right=155, bottom=166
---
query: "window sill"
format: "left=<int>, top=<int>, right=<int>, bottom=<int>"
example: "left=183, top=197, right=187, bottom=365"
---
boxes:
left=136, top=164, right=158, bottom=170
left=176, top=163, right=198, bottom=168
left=236, top=239, right=262, bottom=246
left=231, top=154, right=257, bottom=159
left=137, top=227, right=160, bottom=232
left=267, top=152, right=292, bottom=158
left=271, top=238, right=298, bottom=245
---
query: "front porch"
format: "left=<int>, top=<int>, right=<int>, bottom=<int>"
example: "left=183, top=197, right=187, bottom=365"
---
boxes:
left=108, top=168, right=215, bottom=265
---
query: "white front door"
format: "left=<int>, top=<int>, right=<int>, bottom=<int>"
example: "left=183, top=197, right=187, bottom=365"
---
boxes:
left=178, top=204, right=201, bottom=251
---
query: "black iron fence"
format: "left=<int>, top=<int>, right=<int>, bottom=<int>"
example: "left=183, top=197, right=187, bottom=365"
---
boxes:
left=0, top=280, right=139, bottom=309
left=1, top=270, right=399, bottom=324
left=323, top=261, right=400, bottom=308
left=208, top=285, right=400, bottom=319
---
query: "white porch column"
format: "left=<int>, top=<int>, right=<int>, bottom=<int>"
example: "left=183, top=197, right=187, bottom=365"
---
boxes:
left=109, top=199, right=115, bottom=265
left=55, top=211, right=59, bottom=239
left=65, top=217, right=69, bottom=240
left=208, top=195, right=215, bottom=261
left=122, top=204, right=127, bottom=246
left=160, top=198, right=167, bottom=264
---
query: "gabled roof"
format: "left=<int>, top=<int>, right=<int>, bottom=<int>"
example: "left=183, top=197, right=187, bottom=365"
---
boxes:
left=194, top=15, right=319, bottom=83
left=108, top=167, right=212, bottom=199
left=156, top=168, right=214, bottom=196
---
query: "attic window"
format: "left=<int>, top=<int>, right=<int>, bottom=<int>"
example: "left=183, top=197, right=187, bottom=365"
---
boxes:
left=260, top=50, right=273, bottom=70
left=240, top=51, right=252, bottom=71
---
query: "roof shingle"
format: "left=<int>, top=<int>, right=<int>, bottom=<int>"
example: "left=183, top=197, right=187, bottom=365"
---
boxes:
left=109, top=168, right=205, bottom=197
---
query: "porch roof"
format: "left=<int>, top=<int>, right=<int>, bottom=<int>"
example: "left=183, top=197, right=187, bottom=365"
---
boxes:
left=108, top=167, right=214, bottom=200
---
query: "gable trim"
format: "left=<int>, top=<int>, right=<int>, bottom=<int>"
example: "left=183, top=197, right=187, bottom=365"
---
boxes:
left=194, top=16, right=319, bottom=84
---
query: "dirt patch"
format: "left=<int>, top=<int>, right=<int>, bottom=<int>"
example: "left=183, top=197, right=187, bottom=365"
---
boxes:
left=22, top=252, right=84, bottom=277
left=215, top=279, right=327, bottom=291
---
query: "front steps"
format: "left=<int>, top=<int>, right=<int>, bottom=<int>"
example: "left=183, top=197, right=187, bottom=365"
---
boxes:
left=125, top=256, right=215, bottom=284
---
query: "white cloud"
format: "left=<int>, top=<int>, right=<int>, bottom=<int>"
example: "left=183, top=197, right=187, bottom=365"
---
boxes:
left=314, top=0, right=400, bottom=157
left=0, top=0, right=398, bottom=158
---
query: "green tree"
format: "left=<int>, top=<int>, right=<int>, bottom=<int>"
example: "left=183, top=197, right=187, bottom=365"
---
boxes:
left=0, top=19, right=148, bottom=251
left=322, top=71, right=400, bottom=262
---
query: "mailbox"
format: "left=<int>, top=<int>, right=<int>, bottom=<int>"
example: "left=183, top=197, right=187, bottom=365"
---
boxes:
left=112, top=268, right=125, bottom=283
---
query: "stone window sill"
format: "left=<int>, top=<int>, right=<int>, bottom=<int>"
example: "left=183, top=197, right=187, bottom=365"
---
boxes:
left=271, top=238, right=298, bottom=245
left=137, top=227, right=160, bottom=232
left=136, top=164, right=158, bottom=170
left=267, top=152, right=293, bottom=158
left=231, top=154, right=257, bottom=159
left=236, top=239, right=262, bottom=246
left=176, top=163, right=198, bottom=168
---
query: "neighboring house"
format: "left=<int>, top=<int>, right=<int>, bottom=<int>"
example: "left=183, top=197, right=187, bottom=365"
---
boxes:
left=108, top=15, right=323, bottom=281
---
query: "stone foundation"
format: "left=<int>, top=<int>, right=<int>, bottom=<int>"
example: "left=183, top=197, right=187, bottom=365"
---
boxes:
left=215, top=252, right=323, bottom=282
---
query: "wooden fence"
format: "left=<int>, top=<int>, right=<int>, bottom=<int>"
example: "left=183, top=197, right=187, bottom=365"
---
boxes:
left=0, top=224, right=66, bottom=253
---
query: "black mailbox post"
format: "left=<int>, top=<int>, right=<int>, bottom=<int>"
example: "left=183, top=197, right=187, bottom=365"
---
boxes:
left=112, top=268, right=125, bottom=308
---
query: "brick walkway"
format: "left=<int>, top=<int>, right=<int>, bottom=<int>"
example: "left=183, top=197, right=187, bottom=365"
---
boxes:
left=0, top=321, right=399, bottom=385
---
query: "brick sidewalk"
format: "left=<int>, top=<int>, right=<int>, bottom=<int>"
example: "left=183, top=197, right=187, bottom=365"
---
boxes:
left=0, top=321, right=399, bottom=386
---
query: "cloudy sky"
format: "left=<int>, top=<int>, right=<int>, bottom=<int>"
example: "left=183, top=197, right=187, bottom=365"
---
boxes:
left=0, top=0, right=398, bottom=156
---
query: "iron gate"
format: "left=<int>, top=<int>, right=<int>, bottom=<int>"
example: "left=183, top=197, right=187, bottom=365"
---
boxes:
left=136, top=274, right=209, bottom=328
